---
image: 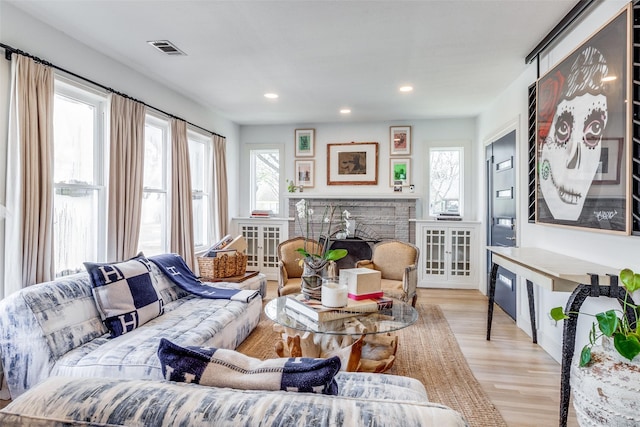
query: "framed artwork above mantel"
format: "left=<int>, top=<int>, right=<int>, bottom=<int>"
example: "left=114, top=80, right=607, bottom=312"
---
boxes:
left=390, top=126, right=411, bottom=155
left=327, top=142, right=379, bottom=185
left=295, top=129, right=315, bottom=157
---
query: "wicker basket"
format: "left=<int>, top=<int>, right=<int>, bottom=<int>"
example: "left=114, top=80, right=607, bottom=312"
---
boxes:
left=198, top=252, right=247, bottom=280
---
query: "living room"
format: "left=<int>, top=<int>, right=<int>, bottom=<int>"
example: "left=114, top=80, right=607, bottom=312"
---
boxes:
left=1, top=0, right=639, bottom=426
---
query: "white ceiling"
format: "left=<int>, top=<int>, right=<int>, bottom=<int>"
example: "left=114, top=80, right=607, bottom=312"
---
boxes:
left=7, top=0, right=579, bottom=125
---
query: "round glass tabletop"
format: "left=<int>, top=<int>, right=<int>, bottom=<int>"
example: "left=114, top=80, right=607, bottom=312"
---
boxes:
left=264, top=296, right=418, bottom=336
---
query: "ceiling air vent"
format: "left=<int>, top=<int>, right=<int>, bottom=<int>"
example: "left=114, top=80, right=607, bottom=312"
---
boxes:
left=147, top=40, right=186, bottom=56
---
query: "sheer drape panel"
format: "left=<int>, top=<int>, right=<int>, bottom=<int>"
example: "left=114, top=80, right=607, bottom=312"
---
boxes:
left=212, top=134, right=228, bottom=239
left=4, top=55, right=55, bottom=292
left=170, top=119, right=196, bottom=270
left=107, top=94, right=146, bottom=262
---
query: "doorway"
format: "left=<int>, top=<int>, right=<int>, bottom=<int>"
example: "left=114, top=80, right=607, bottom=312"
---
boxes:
left=486, top=130, right=517, bottom=320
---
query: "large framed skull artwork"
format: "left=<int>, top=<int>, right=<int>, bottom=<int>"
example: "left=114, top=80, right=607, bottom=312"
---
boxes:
left=535, top=6, right=630, bottom=234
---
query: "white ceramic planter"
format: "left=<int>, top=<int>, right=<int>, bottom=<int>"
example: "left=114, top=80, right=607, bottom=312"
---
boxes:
left=570, top=339, right=640, bottom=426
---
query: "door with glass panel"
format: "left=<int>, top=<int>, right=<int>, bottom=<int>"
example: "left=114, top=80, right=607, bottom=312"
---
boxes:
left=486, top=130, right=517, bottom=320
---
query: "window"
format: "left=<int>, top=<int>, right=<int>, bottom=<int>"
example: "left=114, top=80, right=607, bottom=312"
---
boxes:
left=429, top=147, right=463, bottom=217
left=250, top=148, right=280, bottom=215
left=138, top=115, right=169, bottom=256
left=53, top=79, right=107, bottom=276
left=188, top=130, right=211, bottom=249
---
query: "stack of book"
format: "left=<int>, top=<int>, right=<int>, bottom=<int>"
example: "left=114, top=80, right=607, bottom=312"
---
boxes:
left=250, top=209, right=273, bottom=218
left=284, top=295, right=393, bottom=323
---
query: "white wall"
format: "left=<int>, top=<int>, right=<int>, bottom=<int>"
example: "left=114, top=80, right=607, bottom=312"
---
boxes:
left=239, top=118, right=477, bottom=219
left=0, top=1, right=241, bottom=237
left=476, top=0, right=638, bottom=362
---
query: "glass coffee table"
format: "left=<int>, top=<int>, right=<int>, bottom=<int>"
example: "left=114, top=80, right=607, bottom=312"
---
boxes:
left=264, top=296, right=418, bottom=373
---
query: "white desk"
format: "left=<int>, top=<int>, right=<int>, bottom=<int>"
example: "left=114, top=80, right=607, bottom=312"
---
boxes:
left=488, top=246, right=618, bottom=292
left=486, top=246, right=628, bottom=427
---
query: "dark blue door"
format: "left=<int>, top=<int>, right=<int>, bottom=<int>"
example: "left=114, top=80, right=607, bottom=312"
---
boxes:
left=486, top=130, right=517, bottom=320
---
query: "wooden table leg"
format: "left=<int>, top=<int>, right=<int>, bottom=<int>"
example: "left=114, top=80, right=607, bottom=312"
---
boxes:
left=272, top=324, right=398, bottom=373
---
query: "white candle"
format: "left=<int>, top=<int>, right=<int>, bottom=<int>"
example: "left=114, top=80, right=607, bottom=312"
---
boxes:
left=322, top=279, right=348, bottom=308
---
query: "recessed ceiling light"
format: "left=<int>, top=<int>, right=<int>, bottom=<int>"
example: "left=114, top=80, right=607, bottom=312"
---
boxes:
left=340, top=108, right=351, bottom=114
left=399, top=85, right=413, bottom=92
left=264, top=93, right=279, bottom=99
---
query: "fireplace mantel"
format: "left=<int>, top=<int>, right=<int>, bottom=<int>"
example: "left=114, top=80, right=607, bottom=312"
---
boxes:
left=286, top=196, right=417, bottom=243
left=285, top=194, right=420, bottom=200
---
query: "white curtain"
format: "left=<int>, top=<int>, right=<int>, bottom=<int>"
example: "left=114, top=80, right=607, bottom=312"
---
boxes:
left=107, top=94, right=146, bottom=262
left=170, top=118, right=196, bottom=270
left=212, top=134, right=228, bottom=239
left=4, top=54, right=55, bottom=295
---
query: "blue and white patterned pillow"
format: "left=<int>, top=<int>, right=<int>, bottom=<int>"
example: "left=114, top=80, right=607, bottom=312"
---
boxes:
left=157, top=338, right=340, bottom=395
left=84, top=254, right=164, bottom=338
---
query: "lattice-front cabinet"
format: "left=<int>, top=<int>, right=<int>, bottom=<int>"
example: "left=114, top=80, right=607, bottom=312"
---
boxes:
left=232, top=218, right=288, bottom=280
left=416, top=221, right=479, bottom=289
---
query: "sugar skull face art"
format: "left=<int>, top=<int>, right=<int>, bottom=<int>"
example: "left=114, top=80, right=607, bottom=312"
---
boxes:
left=538, top=46, right=609, bottom=221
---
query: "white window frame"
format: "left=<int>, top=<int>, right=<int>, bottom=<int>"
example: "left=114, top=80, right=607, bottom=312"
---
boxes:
left=138, top=113, right=170, bottom=255
left=249, top=145, right=282, bottom=215
left=53, top=77, right=108, bottom=276
left=428, top=146, right=464, bottom=218
left=188, top=129, right=212, bottom=252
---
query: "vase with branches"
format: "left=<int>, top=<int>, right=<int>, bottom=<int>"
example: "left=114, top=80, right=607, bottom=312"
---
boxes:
left=294, top=199, right=347, bottom=299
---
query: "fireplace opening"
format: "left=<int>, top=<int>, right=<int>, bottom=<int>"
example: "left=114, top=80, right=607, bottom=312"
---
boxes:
left=327, top=237, right=377, bottom=271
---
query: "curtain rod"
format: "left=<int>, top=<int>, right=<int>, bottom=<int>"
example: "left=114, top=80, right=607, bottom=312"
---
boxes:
left=525, top=0, right=597, bottom=65
left=0, top=42, right=225, bottom=140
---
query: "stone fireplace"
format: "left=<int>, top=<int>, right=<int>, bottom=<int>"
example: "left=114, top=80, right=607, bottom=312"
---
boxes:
left=287, top=195, right=418, bottom=244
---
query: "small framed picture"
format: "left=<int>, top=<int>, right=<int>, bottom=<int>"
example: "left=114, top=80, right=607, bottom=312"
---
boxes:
left=295, top=159, right=315, bottom=187
left=390, top=158, right=411, bottom=186
left=295, top=129, right=315, bottom=157
left=390, top=126, right=411, bottom=156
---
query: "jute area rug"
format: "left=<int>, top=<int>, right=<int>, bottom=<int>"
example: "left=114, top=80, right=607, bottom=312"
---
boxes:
left=237, top=300, right=507, bottom=427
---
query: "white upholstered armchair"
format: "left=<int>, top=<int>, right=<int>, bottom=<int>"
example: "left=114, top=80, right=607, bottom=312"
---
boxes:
left=355, top=240, right=419, bottom=307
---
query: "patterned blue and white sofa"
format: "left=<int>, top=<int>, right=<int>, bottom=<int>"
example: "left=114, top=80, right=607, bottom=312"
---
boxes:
left=0, top=374, right=468, bottom=426
left=0, top=260, right=467, bottom=426
left=0, top=261, right=265, bottom=399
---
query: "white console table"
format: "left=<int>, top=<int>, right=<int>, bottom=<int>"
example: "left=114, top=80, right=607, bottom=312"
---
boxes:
left=485, top=246, right=632, bottom=427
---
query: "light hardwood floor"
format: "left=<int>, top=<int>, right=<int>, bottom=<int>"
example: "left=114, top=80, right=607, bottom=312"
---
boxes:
left=418, top=287, right=577, bottom=427
left=263, top=281, right=577, bottom=426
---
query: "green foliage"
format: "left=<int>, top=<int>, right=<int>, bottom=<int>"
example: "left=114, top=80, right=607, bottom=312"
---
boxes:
left=286, top=179, right=298, bottom=193
left=596, top=310, right=619, bottom=337
left=550, top=268, right=640, bottom=366
left=295, top=247, right=347, bottom=262
left=550, top=307, right=569, bottom=321
left=579, top=346, right=592, bottom=367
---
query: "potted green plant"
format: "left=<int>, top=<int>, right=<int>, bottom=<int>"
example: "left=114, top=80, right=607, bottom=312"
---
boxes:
left=550, top=268, right=640, bottom=365
left=550, top=268, right=640, bottom=426
left=293, top=199, right=347, bottom=299
left=286, top=179, right=298, bottom=193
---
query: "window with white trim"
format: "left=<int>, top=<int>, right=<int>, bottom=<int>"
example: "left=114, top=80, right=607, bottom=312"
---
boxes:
left=138, top=115, right=169, bottom=255
left=53, top=79, right=107, bottom=276
left=188, top=130, right=212, bottom=250
left=250, top=148, right=280, bottom=215
left=429, top=147, right=463, bottom=217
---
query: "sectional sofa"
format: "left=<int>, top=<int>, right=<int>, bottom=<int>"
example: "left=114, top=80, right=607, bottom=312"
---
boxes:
left=0, top=254, right=467, bottom=426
